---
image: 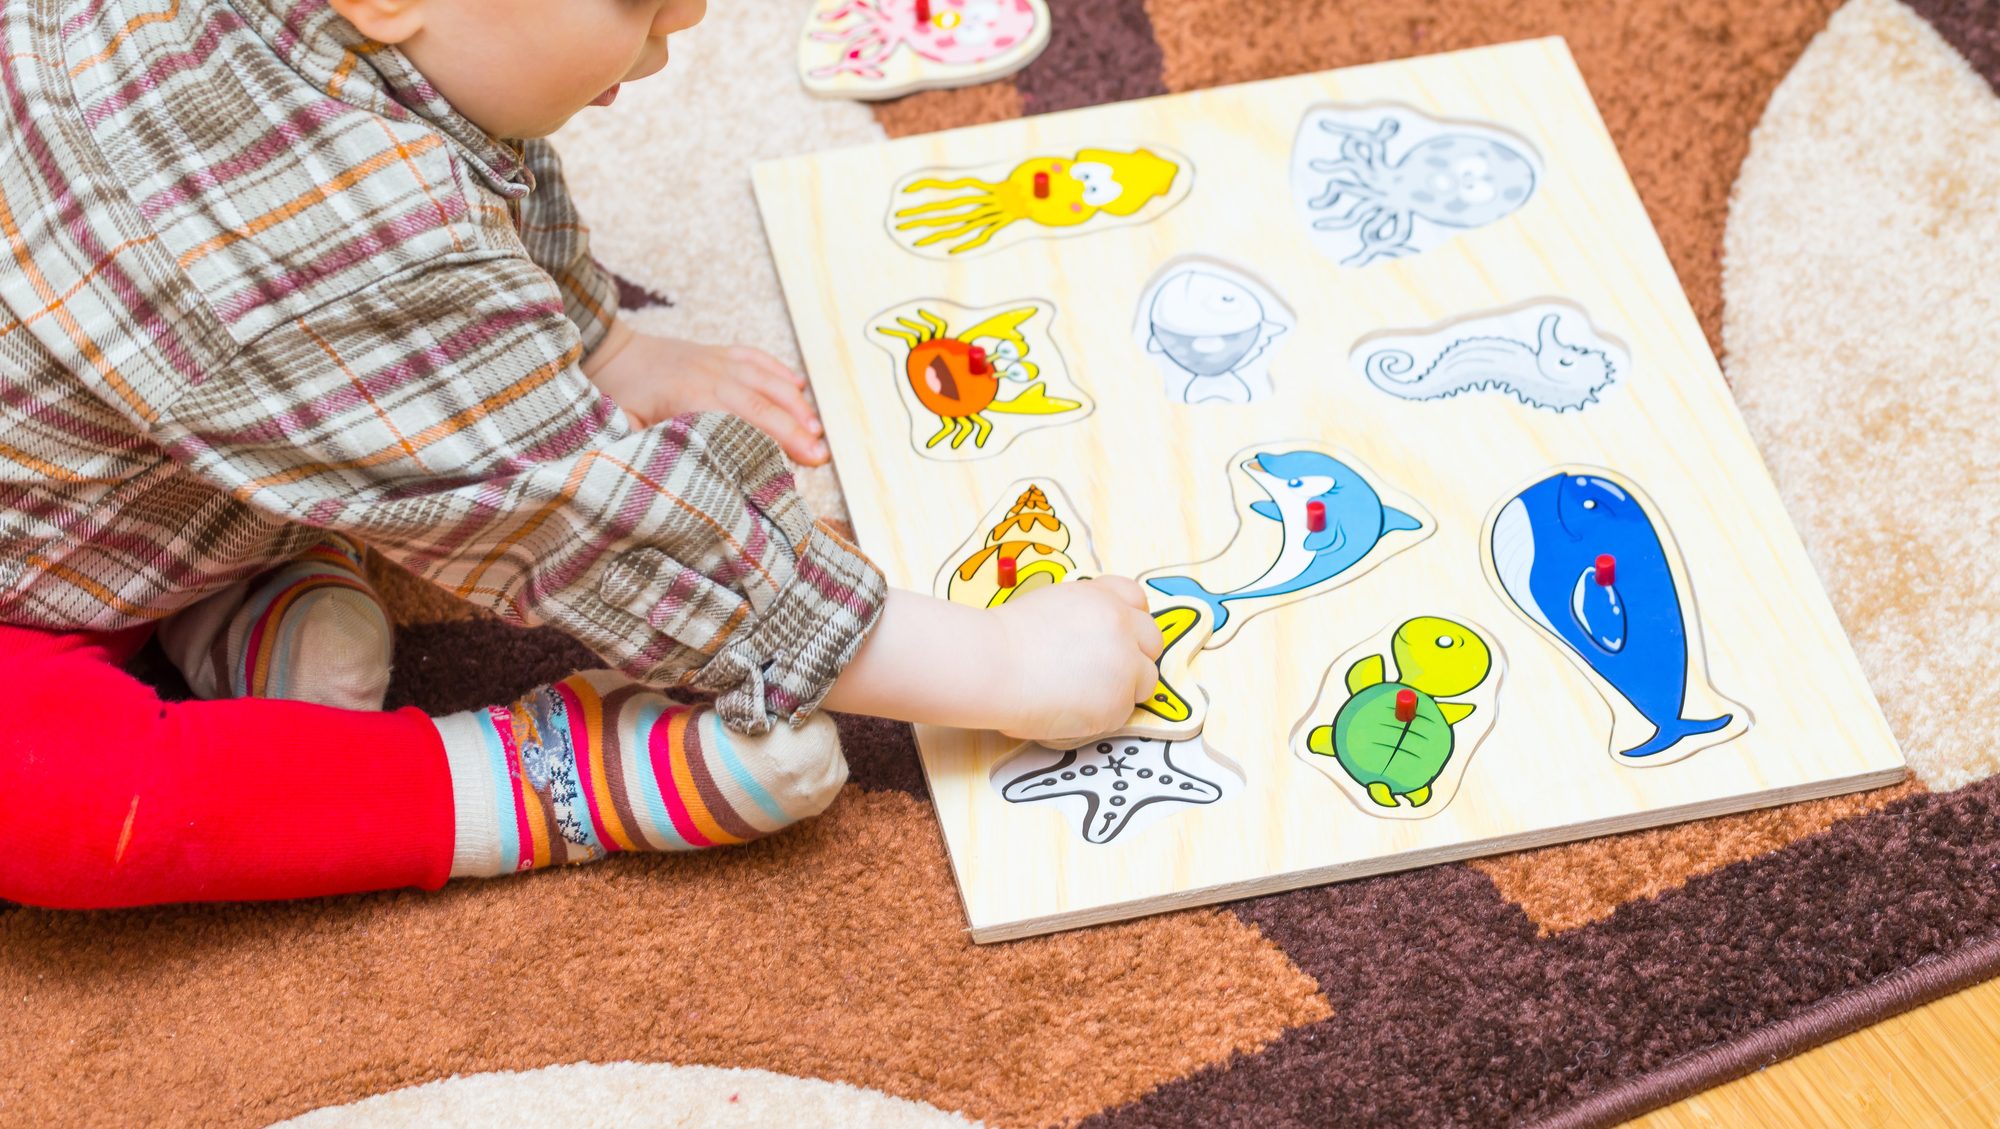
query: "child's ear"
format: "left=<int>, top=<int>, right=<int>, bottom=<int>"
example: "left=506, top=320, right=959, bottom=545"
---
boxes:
left=327, top=0, right=425, bottom=44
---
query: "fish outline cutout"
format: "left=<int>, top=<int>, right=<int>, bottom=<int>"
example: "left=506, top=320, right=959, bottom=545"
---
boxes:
left=1143, top=443, right=1434, bottom=650
left=1288, top=614, right=1507, bottom=819
left=1351, top=300, right=1630, bottom=413
left=1133, top=257, right=1297, bottom=405
left=1481, top=466, right=1753, bottom=765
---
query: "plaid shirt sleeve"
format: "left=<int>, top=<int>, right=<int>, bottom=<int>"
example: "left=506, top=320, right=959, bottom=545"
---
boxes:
left=151, top=255, right=885, bottom=734
left=515, top=140, right=622, bottom=360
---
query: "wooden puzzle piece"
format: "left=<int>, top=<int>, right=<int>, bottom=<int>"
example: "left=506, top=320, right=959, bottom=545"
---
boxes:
left=1483, top=467, right=1752, bottom=765
left=995, top=735, right=1241, bottom=845
left=799, top=0, right=1052, bottom=102
left=1121, top=602, right=1210, bottom=742
left=1351, top=301, right=1629, bottom=413
left=1290, top=615, right=1506, bottom=818
left=934, top=479, right=1098, bottom=607
left=868, top=298, right=1090, bottom=459
left=1289, top=103, right=1544, bottom=267
left=934, top=481, right=1215, bottom=743
left=1142, top=443, right=1434, bottom=650
left=888, top=146, right=1191, bottom=258
left=1134, top=258, right=1296, bottom=405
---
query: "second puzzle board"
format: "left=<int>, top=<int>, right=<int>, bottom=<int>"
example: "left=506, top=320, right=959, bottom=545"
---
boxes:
left=754, top=37, right=1906, bottom=942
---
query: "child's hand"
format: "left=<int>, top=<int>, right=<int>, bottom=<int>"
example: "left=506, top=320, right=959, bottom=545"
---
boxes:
left=990, top=577, right=1165, bottom=746
left=584, top=321, right=829, bottom=465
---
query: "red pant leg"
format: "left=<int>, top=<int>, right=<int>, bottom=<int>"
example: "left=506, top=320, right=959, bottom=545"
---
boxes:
left=0, top=623, right=454, bottom=909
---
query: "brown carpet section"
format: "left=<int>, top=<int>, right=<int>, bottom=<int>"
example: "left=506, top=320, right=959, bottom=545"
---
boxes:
left=365, top=551, right=492, bottom=626
left=1086, top=779, right=2000, bottom=1128
left=1908, top=0, right=2000, bottom=86
left=1143, top=0, right=1842, bottom=354
left=607, top=267, right=675, bottom=311
left=1473, top=779, right=1925, bottom=934
left=1016, top=0, right=1168, bottom=115
left=873, top=80, right=1026, bottom=139
left=384, top=620, right=603, bottom=715
left=0, top=790, right=1326, bottom=1128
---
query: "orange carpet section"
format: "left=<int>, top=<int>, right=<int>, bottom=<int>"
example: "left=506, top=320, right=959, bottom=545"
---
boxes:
left=1473, top=780, right=1925, bottom=935
left=874, top=81, right=1027, bottom=138
left=0, top=789, right=1327, bottom=1128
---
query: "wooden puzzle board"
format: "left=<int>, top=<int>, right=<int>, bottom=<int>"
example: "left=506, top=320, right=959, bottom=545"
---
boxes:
left=753, top=38, right=1907, bottom=943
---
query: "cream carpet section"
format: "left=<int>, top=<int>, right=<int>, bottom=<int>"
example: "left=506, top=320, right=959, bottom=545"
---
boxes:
left=1723, top=0, right=2000, bottom=790
left=271, top=1062, right=982, bottom=1129
left=550, top=2, right=887, bottom=521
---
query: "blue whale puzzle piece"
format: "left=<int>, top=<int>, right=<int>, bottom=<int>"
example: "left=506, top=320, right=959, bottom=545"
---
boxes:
left=1489, top=471, right=1732, bottom=758
left=1148, top=449, right=1422, bottom=631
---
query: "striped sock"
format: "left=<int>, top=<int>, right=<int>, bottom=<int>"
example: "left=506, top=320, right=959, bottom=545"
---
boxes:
left=159, top=534, right=393, bottom=711
left=433, top=671, right=849, bottom=878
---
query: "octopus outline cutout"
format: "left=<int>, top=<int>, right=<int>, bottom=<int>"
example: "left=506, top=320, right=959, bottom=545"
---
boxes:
left=1290, top=103, right=1544, bottom=267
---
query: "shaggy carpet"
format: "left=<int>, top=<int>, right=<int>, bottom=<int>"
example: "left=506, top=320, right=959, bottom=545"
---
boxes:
left=6, top=0, right=1998, bottom=1125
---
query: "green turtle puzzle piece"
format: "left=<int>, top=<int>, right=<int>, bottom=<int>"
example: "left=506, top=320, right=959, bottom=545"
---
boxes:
left=1310, top=616, right=1495, bottom=809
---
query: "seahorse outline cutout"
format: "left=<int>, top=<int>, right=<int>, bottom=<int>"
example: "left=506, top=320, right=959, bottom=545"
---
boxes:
left=1351, top=300, right=1630, bottom=412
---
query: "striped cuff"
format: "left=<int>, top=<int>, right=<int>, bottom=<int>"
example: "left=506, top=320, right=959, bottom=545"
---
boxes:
left=690, top=520, right=888, bottom=735
left=435, top=710, right=507, bottom=879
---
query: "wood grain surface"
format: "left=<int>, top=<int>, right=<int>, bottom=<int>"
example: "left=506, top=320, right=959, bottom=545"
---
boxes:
left=754, top=37, right=1905, bottom=942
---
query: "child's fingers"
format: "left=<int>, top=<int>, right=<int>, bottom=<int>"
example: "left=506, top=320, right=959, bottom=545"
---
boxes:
left=727, top=345, right=808, bottom=389
left=1129, top=607, right=1166, bottom=661
left=1133, top=656, right=1162, bottom=706
left=737, top=366, right=825, bottom=436
left=1090, top=575, right=1150, bottom=611
left=719, top=384, right=828, bottom=465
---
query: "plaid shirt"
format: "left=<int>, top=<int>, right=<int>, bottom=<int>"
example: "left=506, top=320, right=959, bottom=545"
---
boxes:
left=0, top=0, right=885, bottom=732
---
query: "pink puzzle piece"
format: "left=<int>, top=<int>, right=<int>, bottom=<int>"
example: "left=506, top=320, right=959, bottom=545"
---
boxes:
left=808, top=0, right=1043, bottom=82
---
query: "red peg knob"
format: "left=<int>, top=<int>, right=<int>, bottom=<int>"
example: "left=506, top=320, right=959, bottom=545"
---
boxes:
left=968, top=345, right=990, bottom=375
left=1595, top=553, right=1616, bottom=587
left=915, top=0, right=931, bottom=23
left=1306, top=500, right=1326, bottom=533
left=1033, top=171, right=1051, bottom=199
left=998, top=556, right=1017, bottom=588
left=1395, top=688, right=1417, bottom=723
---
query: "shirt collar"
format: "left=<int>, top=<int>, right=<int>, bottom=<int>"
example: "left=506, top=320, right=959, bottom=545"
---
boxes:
left=225, top=0, right=534, bottom=199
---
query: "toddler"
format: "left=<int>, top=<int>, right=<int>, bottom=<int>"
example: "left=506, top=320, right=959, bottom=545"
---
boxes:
left=0, top=0, right=1161, bottom=908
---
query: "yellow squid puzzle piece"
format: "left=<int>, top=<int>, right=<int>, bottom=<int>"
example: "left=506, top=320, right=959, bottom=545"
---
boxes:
left=895, top=148, right=1182, bottom=254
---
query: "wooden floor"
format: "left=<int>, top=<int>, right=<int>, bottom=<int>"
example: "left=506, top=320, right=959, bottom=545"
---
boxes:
left=1630, top=975, right=2000, bottom=1128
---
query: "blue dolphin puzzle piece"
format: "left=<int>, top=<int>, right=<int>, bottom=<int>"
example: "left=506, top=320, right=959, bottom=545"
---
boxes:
left=1147, top=449, right=1422, bottom=631
left=1489, top=471, right=1732, bottom=758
